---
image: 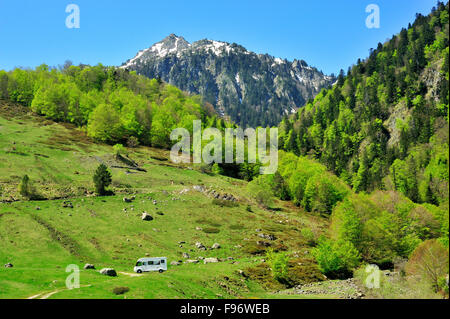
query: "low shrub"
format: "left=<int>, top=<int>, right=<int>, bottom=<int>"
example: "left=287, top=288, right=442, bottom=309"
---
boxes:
left=229, top=224, right=244, bottom=230
left=266, top=248, right=289, bottom=283
left=301, top=227, right=317, bottom=246
left=112, top=287, right=130, bottom=295
left=203, top=227, right=220, bottom=234
left=405, top=239, right=449, bottom=292
left=212, top=199, right=238, bottom=207
left=312, top=236, right=360, bottom=279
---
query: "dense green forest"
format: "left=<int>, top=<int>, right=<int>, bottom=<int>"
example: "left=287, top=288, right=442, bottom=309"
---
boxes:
left=279, top=2, right=449, bottom=207
left=0, top=64, right=271, bottom=180
left=0, top=63, right=234, bottom=149
left=249, top=150, right=448, bottom=280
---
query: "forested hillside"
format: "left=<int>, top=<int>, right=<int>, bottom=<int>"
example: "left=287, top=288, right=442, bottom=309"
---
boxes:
left=280, top=2, right=449, bottom=206
left=0, top=63, right=233, bottom=149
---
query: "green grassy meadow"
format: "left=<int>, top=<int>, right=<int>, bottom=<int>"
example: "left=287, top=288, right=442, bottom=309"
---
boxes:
left=0, top=103, right=331, bottom=299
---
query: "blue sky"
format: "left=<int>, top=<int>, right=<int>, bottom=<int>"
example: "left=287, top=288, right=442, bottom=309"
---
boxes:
left=0, top=0, right=439, bottom=75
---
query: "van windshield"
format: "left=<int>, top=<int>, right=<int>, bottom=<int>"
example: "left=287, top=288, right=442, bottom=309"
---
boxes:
left=136, top=261, right=143, bottom=266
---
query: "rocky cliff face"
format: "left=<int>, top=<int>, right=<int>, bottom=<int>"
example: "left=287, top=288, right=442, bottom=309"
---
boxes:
left=121, top=34, right=335, bottom=127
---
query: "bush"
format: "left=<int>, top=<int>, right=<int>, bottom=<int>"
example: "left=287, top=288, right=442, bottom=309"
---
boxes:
left=212, top=199, right=238, bottom=207
left=194, top=163, right=212, bottom=174
left=269, top=171, right=290, bottom=200
left=301, top=227, right=317, bottom=246
left=211, top=163, right=223, bottom=175
left=302, top=173, right=349, bottom=214
left=93, top=164, right=112, bottom=195
left=112, top=286, right=129, bottom=295
left=113, top=144, right=127, bottom=157
left=405, top=239, right=449, bottom=292
left=247, top=177, right=273, bottom=208
left=312, top=237, right=360, bottom=279
left=266, top=248, right=289, bottom=283
left=18, top=174, right=36, bottom=199
left=203, top=227, right=220, bottom=234
left=126, top=136, right=139, bottom=148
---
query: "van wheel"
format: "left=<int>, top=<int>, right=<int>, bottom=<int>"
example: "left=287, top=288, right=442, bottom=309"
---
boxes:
left=137, top=269, right=142, bottom=274
left=159, top=269, right=164, bottom=273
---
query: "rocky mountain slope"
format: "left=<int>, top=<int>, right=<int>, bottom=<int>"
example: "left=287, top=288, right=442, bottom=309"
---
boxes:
left=120, top=34, right=335, bottom=127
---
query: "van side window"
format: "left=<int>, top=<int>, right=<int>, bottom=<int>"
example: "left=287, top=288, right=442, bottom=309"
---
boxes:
left=155, top=261, right=160, bottom=265
left=161, top=260, right=165, bottom=264
left=143, top=261, right=147, bottom=265
left=148, top=261, right=154, bottom=265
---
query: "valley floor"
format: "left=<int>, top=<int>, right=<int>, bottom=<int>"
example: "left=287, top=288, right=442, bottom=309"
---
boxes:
left=0, top=105, right=336, bottom=299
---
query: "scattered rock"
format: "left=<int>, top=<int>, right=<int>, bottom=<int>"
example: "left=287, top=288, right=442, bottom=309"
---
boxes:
left=195, top=226, right=203, bottom=231
left=193, top=185, right=205, bottom=192
left=237, top=270, right=248, bottom=278
left=211, top=243, right=221, bottom=249
left=156, top=212, right=164, bottom=216
left=182, top=252, right=190, bottom=259
left=195, top=242, right=206, bottom=250
left=99, top=268, right=117, bottom=276
left=62, top=201, right=73, bottom=208
left=170, top=261, right=181, bottom=266
left=84, top=263, right=95, bottom=270
left=258, top=233, right=276, bottom=241
left=123, top=197, right=133, bottom=203
left=141, top=212, right=153, bottom=221
left=204, top=257, right=219, bottom=264
left=4, top=263, right=13, bottom=268
left=256, top=240, right=271, bottom=247
left=36, top=206, right=41, bottom=211
left=185, top=259, right=199, bottom=264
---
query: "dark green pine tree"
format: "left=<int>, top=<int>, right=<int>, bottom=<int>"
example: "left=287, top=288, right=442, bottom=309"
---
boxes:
left=93, top=164, right=112, bottom=195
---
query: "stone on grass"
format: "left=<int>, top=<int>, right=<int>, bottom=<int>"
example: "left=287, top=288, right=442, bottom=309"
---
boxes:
left=204, top=257, right=219, bottom=264
left=211, top=243, right=221, bottom=249
left=182, top=252, right=190, bottom=259
left=99, top=268, right=117, bottom=276
left=195, top=242, right=206, bottom=250
left=141, top=212, right=153, bottom=221
left=84, top=263, right=95, bottom=270
left=4, top=263, right=13, bottom=268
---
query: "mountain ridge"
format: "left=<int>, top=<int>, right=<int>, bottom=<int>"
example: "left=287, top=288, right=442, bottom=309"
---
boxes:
left=120, top=34, right=335, bottom=127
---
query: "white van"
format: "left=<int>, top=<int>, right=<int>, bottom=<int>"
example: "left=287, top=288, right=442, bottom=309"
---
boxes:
left=134, top=257, right=167, bottom=273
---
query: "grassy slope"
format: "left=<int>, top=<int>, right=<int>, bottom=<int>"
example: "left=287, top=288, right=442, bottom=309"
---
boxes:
left=0, top=101, right=332, bottom=299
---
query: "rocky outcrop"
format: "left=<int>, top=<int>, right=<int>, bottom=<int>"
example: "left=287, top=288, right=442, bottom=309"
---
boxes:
left=99, top=268, right=117, bottom=276
left=120, top=34, right=335, bottom=127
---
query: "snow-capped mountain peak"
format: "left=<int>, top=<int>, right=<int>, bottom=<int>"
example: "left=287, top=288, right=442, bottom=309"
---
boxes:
left=120, top=34, right=335, bottom=126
